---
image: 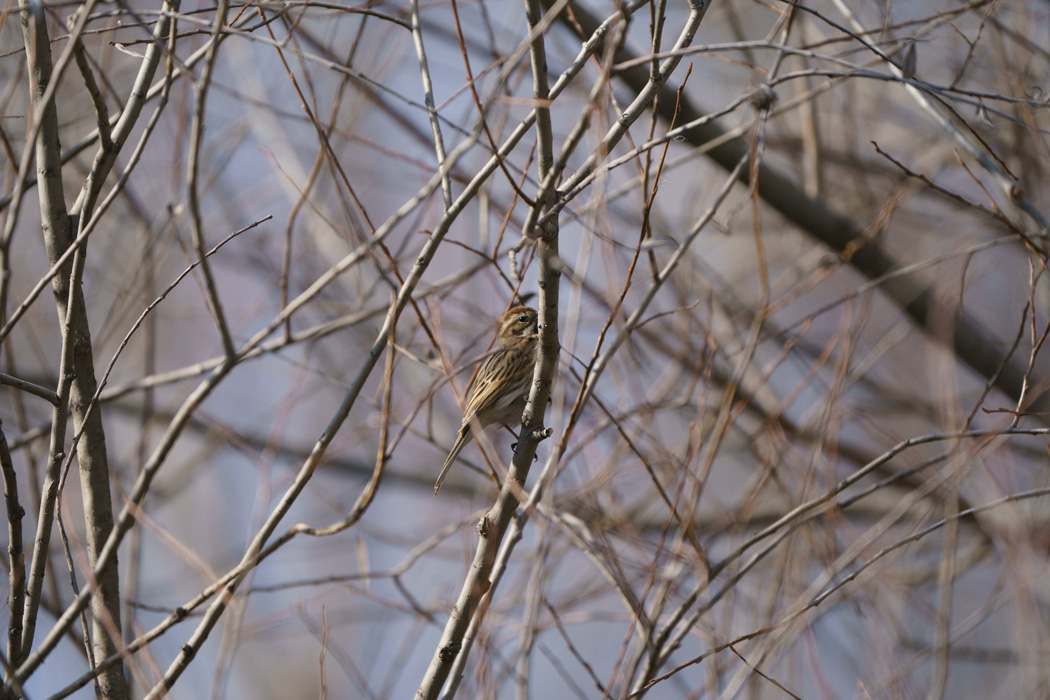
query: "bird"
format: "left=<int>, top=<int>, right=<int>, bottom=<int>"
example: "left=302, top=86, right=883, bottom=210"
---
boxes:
left=435, top=306, right=539, bottom=494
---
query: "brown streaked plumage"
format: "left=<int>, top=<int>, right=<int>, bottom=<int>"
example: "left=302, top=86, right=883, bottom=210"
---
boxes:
left=435, top=306, right=538, bottom=494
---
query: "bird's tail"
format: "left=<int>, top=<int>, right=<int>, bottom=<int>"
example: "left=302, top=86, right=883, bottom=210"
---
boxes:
left=434, top=425, right=473, bottom=494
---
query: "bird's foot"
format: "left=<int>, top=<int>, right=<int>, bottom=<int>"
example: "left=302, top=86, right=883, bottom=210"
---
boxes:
left=509, top=441, right=538, bottom=461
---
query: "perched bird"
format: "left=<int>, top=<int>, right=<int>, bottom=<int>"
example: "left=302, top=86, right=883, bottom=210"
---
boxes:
left=435, top=306, right=539, bottom=494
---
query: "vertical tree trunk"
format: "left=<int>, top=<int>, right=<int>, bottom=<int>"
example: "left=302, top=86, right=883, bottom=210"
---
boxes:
left=16, top=5, right=127, bottom=698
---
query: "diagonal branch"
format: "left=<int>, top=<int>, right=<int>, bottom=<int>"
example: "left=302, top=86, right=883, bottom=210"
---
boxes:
left=546, top=0, right=1050, bottom=418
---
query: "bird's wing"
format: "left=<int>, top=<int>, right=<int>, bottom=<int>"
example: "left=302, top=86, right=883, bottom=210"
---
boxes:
left=462, top=339, right=536, bottom=424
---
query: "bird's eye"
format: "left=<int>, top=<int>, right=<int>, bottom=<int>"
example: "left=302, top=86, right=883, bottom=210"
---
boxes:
left=518, top=315, right=528, bottom=323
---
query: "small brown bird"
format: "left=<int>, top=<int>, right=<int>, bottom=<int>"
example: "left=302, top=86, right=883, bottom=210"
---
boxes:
left=435, top=306, right=539, bottom=494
